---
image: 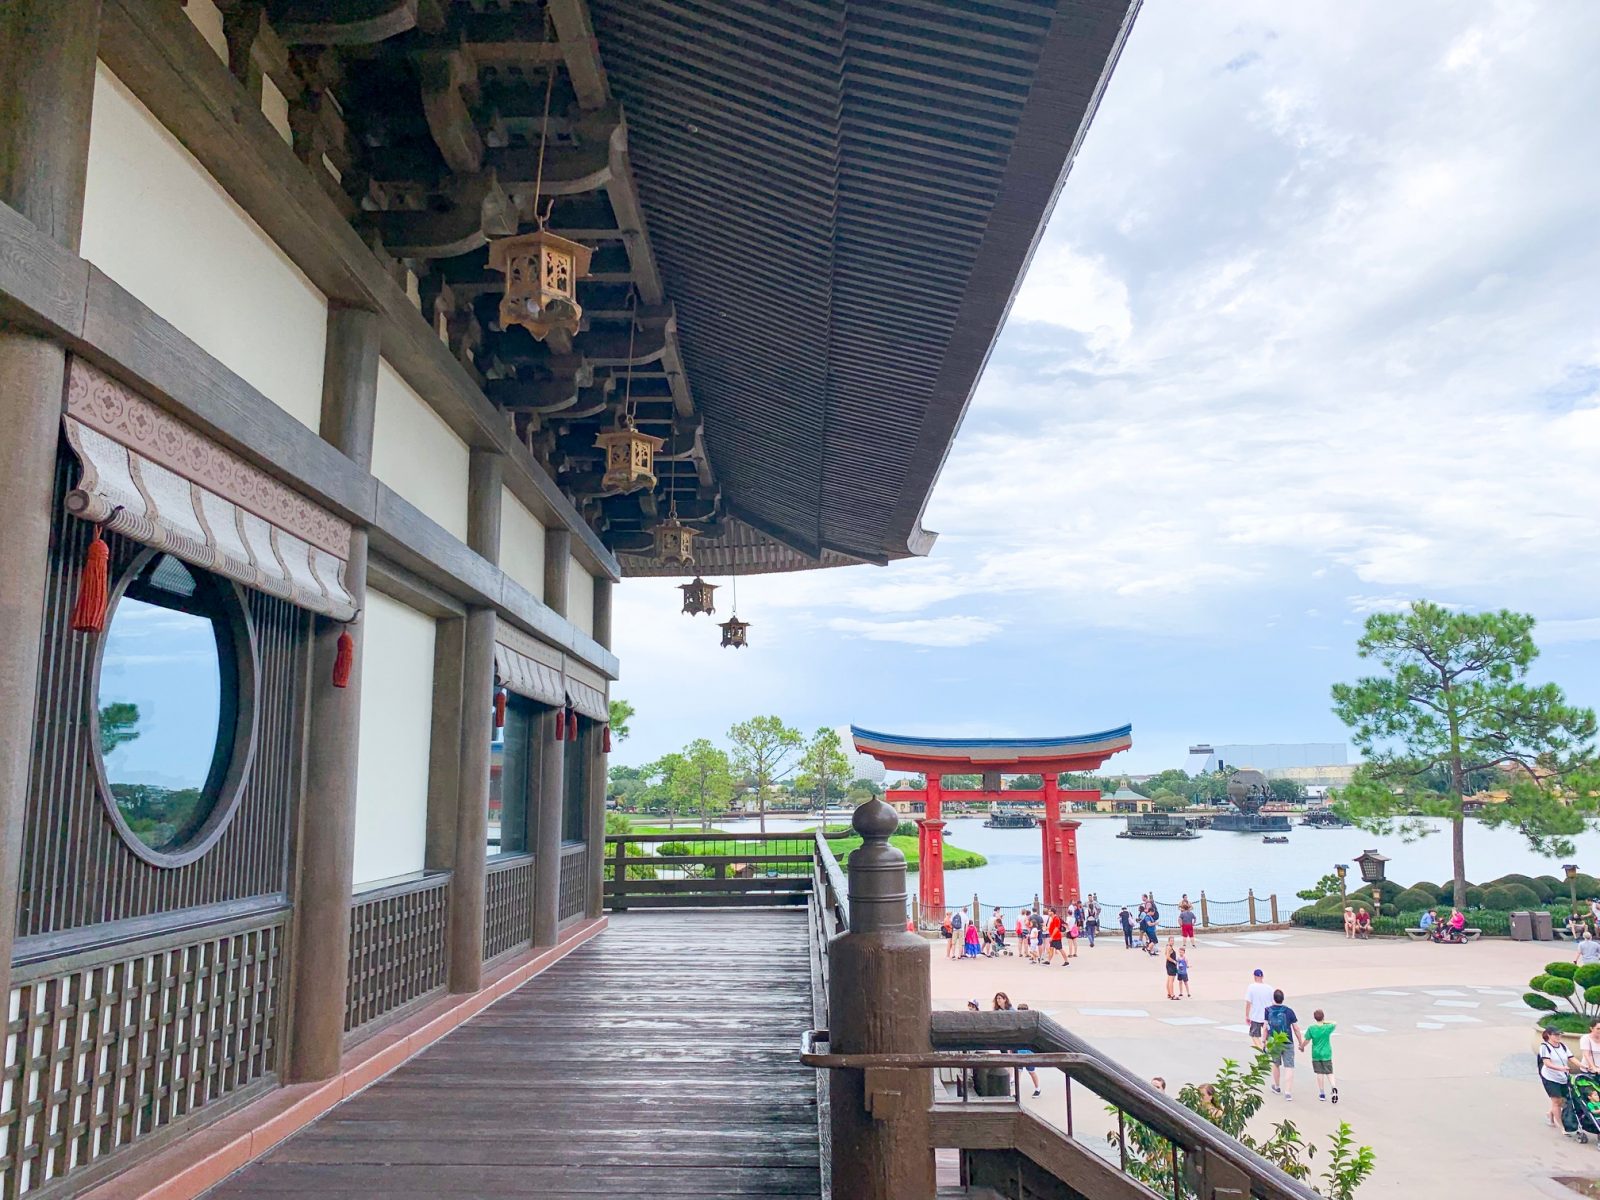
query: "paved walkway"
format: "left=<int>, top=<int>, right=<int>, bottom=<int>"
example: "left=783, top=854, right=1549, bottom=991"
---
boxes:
left=931, top=926, right=1588, bottom=1198
left=207, top=911, right=820, bottom=1199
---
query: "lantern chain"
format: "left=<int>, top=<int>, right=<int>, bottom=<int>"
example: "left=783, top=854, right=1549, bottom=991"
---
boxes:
left=532, top=14, right=557, bottom=231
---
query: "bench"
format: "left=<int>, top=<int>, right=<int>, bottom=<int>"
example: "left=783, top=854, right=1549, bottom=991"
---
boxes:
left=1555, top=928, right=1576, bottom=941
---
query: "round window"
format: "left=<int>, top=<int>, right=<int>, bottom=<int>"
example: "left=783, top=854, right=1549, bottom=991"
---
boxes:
left=93, top=551, right=256, bottom=866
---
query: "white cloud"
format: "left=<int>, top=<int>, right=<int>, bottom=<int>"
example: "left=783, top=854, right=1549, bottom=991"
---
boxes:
left=825, top=616, right=1003, bottom=648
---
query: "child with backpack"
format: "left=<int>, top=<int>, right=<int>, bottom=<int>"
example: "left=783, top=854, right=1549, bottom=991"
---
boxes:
left=1301, top=1009, right=1338, bottom=1103
left=1263, top=989, right=1301, bottom=1101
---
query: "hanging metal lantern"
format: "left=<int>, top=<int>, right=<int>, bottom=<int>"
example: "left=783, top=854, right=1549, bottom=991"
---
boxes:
left=680, top=576, right=717, bottom=616
left=719, top=615, right=750, bottom=649
left=594, top=418, right=664, bottom=494
left=652, top=516, right=697, bottom=565
left=488, top=229, right=594, bottom=342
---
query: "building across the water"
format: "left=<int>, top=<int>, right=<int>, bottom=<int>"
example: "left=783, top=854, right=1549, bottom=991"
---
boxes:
left=1186, top=742, right=1349, bottom=774
left=0, top=2, right=1140, bottom=1196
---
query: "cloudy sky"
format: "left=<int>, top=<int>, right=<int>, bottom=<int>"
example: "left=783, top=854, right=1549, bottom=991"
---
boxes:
left=611, top=1, right=1600, bottom=774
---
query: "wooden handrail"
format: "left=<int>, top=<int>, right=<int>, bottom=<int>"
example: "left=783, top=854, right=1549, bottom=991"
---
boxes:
left=929, top=1009, right=1320, bottom=1199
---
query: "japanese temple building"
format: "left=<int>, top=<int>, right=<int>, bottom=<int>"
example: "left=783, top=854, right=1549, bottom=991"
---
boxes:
left=0, top=4, right=1327, bottom=1199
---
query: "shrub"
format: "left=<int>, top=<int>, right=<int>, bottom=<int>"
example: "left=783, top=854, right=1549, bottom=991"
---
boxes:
left=1524, top=992, right=1557, bottom=1011
left=1482, top=884, right=1541, bottom=911
left=1548, top=962, right=1579, bottom=980
left=1542, top=976, right=1577, bottom=999
left=1543, top=1013, right=1593, bottom=1035
left=655, top=841, right=694, bottom=857
left=1538, top=874, right=1566, bottom=896
left=1463, top=886, right=1484, bottom=909
left=1585, top=986, right=1600, bottom=1008
left=1574, top=872, right=1600, bottom=901
left=1578, top=963, right=1600, bottom=990
left=1408, top=881, right=1440, bottom=900
left=1392, top=887, right=1437, bottom=911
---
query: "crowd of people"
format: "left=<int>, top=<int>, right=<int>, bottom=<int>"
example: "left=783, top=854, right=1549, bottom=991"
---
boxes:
left=940, top=893, right=1204, bottom=968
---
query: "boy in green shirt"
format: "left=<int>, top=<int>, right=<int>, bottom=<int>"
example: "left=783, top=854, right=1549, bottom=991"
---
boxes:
left=1301, top=1009, right=1338, bottom=1103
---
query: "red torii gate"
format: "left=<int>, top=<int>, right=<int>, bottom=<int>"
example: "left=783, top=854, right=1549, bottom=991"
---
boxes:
left=851, top=725, right=1133, bottom=918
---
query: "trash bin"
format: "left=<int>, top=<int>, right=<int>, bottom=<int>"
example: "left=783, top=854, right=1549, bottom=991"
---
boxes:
left=1532, top=910, right=1554, bottom=941
left=1509, top=911, right=1534, bottom=941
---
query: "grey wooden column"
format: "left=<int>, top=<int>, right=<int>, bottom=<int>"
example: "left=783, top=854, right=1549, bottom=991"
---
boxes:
left=533, top=529, right=571, bottom=946
left=286, top=306, right=379, bottom=1082
left=829, top=799, right=935, bottom=1199
left=449, top=605, right=494, bottom=992
left=586, top=576, right=613, bottom=919
left=446, top=452, right=501, bottom=991
left=0, top=0, right=103, bottom=1010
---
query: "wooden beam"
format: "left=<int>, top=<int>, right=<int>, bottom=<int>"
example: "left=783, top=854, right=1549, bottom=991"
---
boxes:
left=97, top=0, right=621, bottom=581
left=273, top=0, right=436, bottom=45
left=449, top=605, right=494, bottom=991
left=546, top=0, right=608, bottom=110
left=414, top=47, right=483, bottom=174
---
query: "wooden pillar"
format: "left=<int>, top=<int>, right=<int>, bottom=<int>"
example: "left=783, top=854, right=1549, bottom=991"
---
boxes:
left=829, top=799, right=934, bottom=1199
left=915, top=774, right=944, bottom=917
left=592, top=574, right=613, bottom=648
left=0, top=0, right=102, bottom=1012
left=285, top=307, right=379, bottom=1081
left=533, top=706, right=565, bottom=946
left=466, top=450, right=502, bottom=563
left=587, top=576, right=613, bottom=920
left=533, top=528, right=571, bottom=944
left=544, top=528, right=571, bottom=618
left=1039, top=773, right=1060, bottom=908
left=449, top=606, right=494, bottom=992
left=1057, top=819, right=1082, bottom=905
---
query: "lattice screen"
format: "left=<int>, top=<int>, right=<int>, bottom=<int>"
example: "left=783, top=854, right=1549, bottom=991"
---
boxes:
left=344, top=876, right=450, bottom=1035
left=0, top=915, right=285, bottom=1198
left=482, top=856, right=535, bottom=962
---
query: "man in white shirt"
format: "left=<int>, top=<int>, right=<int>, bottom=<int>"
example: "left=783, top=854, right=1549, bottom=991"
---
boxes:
left=1581, top=1019, right=1600, bottom=1072
left=1576, top=933, right=1600, bottom=968
left=1244, top=968, right=1276, bottom=1049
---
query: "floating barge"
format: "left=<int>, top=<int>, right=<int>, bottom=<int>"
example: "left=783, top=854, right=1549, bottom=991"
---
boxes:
left=1116, top=813, right=1200, bottom=840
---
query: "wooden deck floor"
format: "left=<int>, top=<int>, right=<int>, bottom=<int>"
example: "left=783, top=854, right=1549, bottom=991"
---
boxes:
left=207, top=910, right=820, bottom=1199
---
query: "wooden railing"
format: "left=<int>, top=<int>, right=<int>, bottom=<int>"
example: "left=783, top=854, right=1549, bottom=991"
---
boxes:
left=558, top=844, right=589, bottom=921
left=603, top=833, right=834, bottom=910
left=2, top=906, right=289, bottom=1200
left=802, top=1010, right=1319, bottom=1200
left=482, top=854, right=535, bottom=962
left=345, top=872, right=450, bottom=1036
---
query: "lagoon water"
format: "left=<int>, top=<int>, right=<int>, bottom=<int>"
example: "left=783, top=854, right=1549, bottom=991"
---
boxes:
left=718, top=814, right=1600, bottom=911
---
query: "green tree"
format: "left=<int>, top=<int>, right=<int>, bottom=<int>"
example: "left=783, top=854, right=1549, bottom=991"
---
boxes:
left=608, top=698, right=635, bottom=742
left=99, top=702, right=141, bottom=755
left=1268, top=778, right=1306, bottom=805
left=644, top=752, right=690, bottom=829
left=727, top=715, right=803, bottom=833
left=846, top=777, right=883, bottom=803
left=1006, top=774, right=1043, bottom=790
left=674, top=739, right=735, bottom=830
left=795, top=727, right=851, bottom=811
left=1331, top=601, right=1597, bottom=908
left=607, top=763, right=649, bottom=808
left=940, top=773, right=982, bottom=790
left=1132, top=768, right=1192, bottom=799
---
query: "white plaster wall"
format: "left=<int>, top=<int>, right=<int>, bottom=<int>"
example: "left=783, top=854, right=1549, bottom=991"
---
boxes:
left=352, top=590, right=436, bottom=888
left=372, top=359, right=470, bottom=542
left=80, top=66, right=328, bottom=430
left=499, top=487, right=546, bottom=602
left=566, top=556, right=594, bottom=636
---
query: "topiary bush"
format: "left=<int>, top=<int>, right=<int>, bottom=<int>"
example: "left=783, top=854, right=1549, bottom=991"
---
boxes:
left=1569, top=872, right=1600, bottom=901
left=1393, top=887, right=1438, bottom=911
left=1524, top=959, right=1600, bottom=1031
left=1482, top=883, right=1541, bottom=911
left=1463, top=886, right=1485, bottom=909
left=1408, top=881, right=1440, bottom=900
left=1490, top=872, right=1547, bottom=896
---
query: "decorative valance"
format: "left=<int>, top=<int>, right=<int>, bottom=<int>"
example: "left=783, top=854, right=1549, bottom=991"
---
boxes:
left=61, top=358, right=357, bottom=621
left=494, top=621, right=564, bottom=707
left=563, top=657, right=609, bottom=722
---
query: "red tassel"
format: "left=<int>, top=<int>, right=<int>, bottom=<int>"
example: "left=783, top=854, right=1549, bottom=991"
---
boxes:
left=69, top=526, right=111, bottom=634
left=554, top=708, right=566, bottom=741
left=602, top=725, right=612, bottom=754
left=493, top=688, right=507, bottom=729
left=566, top=708, right=579, bottom=741
left=332, top=627, right=354, bottom=688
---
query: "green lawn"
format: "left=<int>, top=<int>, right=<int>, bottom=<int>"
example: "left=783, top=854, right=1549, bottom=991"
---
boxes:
left=609, top=819, right=985, bottom=871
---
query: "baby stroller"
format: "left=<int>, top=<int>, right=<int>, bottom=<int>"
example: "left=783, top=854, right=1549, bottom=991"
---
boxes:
left=1564, top=1072, right=1600, bottom=1146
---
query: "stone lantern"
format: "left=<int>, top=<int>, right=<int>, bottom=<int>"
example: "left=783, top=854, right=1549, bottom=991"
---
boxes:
left=652, top=516, right=696, bottom=565
left=1354, top=848, right=1389, bottom=912
left=679, top=577, right=716, bottom=616
left=719, top=615, right=750, bottom=649
left=488, top=229, right=594, bottom=342
left=594, top=419, right=664, bottom=494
